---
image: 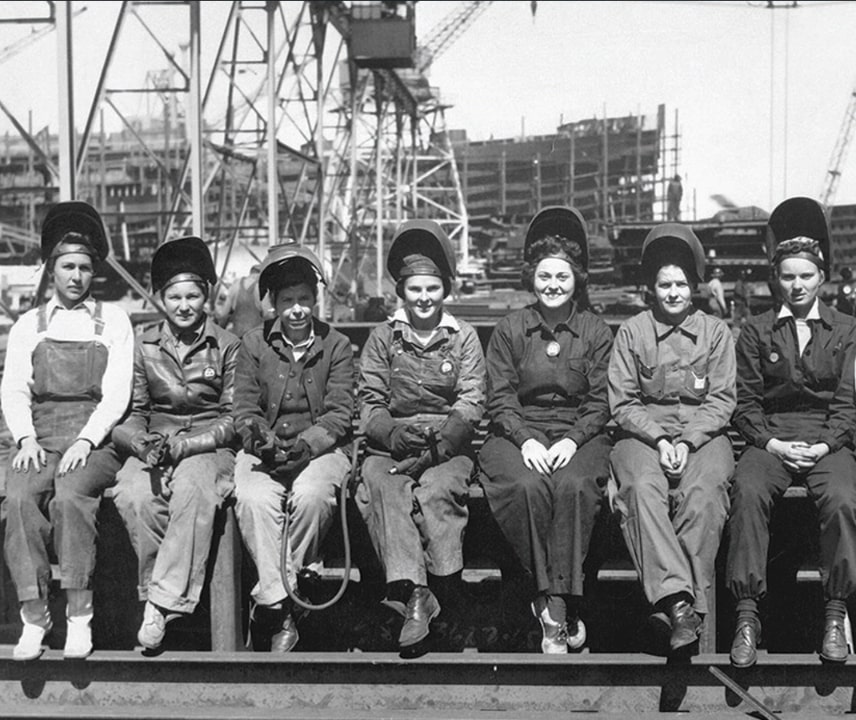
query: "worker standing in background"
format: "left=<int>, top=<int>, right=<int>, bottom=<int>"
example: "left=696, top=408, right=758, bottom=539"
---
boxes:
left=732, top=268, right=752, bottom=327
left=1, top=202, right=134, bottom=660
left=706, top=267, right=728, bottom=318
left=666, top=175, right=683, bottom=222
left=216, top=263, right=273, bottom=337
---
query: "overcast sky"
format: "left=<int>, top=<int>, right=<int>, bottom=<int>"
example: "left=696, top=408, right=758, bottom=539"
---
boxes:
left=2, top=0, right=856, bottom=221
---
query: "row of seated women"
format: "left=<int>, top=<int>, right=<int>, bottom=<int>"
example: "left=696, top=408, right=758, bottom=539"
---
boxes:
left=3, top=196, right=855, bottom=672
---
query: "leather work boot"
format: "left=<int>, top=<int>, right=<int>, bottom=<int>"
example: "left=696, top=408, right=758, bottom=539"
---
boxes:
left=270, top=611, right=299, bottom=653
left=730, top=619, right=760, bottom=668
left=249, top=602, right=300, bottom=653
left=668, top=599, right=702, bottom=652
left=531, top=599, right=568, bottom=654
left=820, top=618, right=849, bottom=664
left=398, top=586, right=440, bottom=651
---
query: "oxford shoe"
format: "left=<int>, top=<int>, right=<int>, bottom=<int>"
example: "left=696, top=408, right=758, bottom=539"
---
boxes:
left=399, top=586, right=440, bottom=649
left=270, top=612, right=299, bottom=653
left=820, top=617, right=848, bottom=664
left=669, top=599, right=702, bottom=652
left=730, top=619, right=760, bottom=668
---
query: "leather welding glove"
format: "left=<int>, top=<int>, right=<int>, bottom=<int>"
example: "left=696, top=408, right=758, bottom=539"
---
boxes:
left=434, top=410, right=474, bottom=461
left=388, top=423, right=428, bottom=460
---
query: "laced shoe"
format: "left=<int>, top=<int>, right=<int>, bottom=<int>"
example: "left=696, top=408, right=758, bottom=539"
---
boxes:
left=566, top=616, right=587, bottom=651
left=137, top=601, right=181, bottom=651
left=270, top=611, right=300, bottom=653
left=399, top=586, right=440, bottom=649
left=13, top=610, right=52, bottom=661
left=64, top=612, right=93, bottom=659
left=531, top=599, right=569, bottom=654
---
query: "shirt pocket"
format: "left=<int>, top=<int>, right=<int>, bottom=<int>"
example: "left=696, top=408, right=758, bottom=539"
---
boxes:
left=633, top=352, right=663, bottom=399
left=760, top=346, right=791, bottom=384
left=567, top=357, right=591, bottom=396
left=683, top=360, right=709, bottom=400
left=424, top=355, right=459, bottom=399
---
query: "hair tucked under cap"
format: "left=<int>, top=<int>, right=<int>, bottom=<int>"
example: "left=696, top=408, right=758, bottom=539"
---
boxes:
left=766, top=196, right=830, bottom=274
left=257, top=244, right=326, bottom=300
left=640, top=223, right=706, bottom=287
left=150, top=236, right=216, bottom=293
left=387, top=220, right=456, bottom=298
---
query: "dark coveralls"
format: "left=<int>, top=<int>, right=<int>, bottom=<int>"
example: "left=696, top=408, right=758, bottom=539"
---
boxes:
left=478, top=304, right=613, bottom=598
left=726, top=302, right=856, bottom=603
left=3, top=303, right=123, bottom=601
left=357, top=311, right=485, bottom=586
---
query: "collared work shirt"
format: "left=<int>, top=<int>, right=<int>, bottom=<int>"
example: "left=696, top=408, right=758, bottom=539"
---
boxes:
left=608, top=308, right=736, bottom=450
left=359, top=308, right=485, bottom=431
left=486, top=303, right=613, bottom=448
left=732, top=300, right=856, bottom=452
left=1, top=295, right=134, bottom=446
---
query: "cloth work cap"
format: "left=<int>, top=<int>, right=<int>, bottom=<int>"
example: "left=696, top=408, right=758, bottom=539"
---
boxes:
left=258, top=244, right=326, bottom=300
left=524, top=206, right=589, bottom=271
left=387, top=220, right=456, bottom=282
left=151, top=236, right=217, bottom=293
left=41, top=201, right=110, bottom=262
left=640, top=223, right=705, bottom=286
left=767, top=196, right=829, bottom=274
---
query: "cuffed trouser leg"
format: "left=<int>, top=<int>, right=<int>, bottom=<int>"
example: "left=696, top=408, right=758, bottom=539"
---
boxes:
left=412, top=455, right=471, bottom=578
left=612, top=436, right=732, bottom=614
left=3, top=453, right=62, bottom=602
left=147, top=451, right=234, bottom=613
left=112, top=457, right=167, bottom=600
left=287, top=451, right=348, bottom=576
left=726, top=446, right=795, bottom=600
left=51, top=446, right=121, bottom=592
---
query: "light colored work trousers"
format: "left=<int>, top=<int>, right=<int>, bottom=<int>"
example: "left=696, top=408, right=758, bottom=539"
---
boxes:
left=610, top=434, right=733, bottom=615
left=111, top=450, right=235, bottom=613
left=234, top=449, right=350, bottom=606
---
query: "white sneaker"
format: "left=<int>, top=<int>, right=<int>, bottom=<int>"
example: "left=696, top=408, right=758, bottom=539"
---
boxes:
left=137, top=601, right=181, bottom=650
left=531, top=601, right=568, bottom=654
left=64, top=613, right=93, bottom=659
left=13, top=611, right=52, bottom=661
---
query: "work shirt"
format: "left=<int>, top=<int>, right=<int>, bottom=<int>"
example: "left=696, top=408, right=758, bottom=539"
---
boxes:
left=732, top=299, right=856, bottom=452
left=233, top=316, right=355, bottom=457
left=486, top=303, right=613, bottom=448
left=608, top=307, right=736, bottom=450
left=360, top=307, right=485, bottom=438
left=1, top=295, right=134, bottom=447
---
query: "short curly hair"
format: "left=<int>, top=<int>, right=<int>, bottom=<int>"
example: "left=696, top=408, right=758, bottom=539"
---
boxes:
left=520, top=235, right=589, bottom=307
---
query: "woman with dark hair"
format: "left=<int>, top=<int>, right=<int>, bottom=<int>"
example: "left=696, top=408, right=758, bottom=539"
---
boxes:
left=111, top=236, right=241, bottom=652
left=357, top=219, right=485, bottom=656
left=1, top=201, right=134, bottom=660
left=478, top=206, right=613, bottom=654
left=608, top=224, right=736, bottom=655
left=233, top=245, right=354, bottom=653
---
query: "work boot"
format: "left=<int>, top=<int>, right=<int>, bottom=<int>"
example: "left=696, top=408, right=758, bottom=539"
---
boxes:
left=820, top=599, right=849, bottom=664
left=398, top=586, right=440, bottom=650
left=668, top=599, right=702, bottom=652
left=13, top=599, right=52, bottom=662
left=249, top=600, right=301, bottom=653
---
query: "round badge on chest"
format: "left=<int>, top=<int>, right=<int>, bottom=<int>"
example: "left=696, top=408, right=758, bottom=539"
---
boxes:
left=546, top=341, right=561, bottom=357
left=440, top=360, right=453, bottom=374
left=203, top=366, right=216, bottom=380
left=769, top=352, right=779, bottom=363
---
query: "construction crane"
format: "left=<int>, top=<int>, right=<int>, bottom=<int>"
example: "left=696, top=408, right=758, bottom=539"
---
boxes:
left=415, top=1, right=495, bottom=74
left=819, top=80, right=856, bottom=209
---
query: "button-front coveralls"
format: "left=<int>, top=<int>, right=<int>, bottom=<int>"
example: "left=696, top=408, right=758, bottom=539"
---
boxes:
left=478, top=304, right=613, bottom=597
left=608, top=308, right=736, bottom=615
left=726, top=301, right=856, bottom=603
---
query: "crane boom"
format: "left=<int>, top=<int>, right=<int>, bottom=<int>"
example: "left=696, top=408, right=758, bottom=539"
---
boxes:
left=820, top=83, right=856, bottom=208
left=416, top=1, right=494, bottom=74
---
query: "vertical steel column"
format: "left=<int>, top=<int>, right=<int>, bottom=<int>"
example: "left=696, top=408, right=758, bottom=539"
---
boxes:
left=267, top=1, right=279, bottom=247
left=314, top=6, right=327, bottom=317
left=375, top=79, right=384, bottom=298
left=56, top=1, right=75, bottom=200
left=189, top=1, right=204, bottom=238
